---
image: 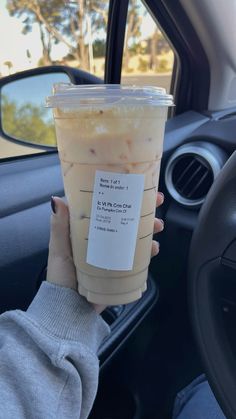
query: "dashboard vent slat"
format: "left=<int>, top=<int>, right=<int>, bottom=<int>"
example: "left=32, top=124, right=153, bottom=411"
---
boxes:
left=177, top=161, right=203, bottom=196
left=188, top=170, right=209, bottom=198
left=175, top=159, right=196, bottom=187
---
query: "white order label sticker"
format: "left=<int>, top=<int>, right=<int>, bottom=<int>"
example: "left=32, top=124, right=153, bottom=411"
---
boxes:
left=86, top=170, right=145, bottom=271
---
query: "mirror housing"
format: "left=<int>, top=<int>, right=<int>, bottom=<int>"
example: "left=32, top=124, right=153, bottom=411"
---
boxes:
left=0, top=65, right=103, bottom=150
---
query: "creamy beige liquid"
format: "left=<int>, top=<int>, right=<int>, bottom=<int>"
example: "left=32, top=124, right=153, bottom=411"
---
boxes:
left=53, top=104, right=167, bottom=305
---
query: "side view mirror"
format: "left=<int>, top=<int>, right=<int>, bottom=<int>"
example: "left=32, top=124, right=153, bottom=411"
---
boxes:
left=0, top=66, right=102, bottom=150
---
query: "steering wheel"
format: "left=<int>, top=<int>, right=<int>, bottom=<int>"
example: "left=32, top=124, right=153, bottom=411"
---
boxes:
left=189, top=150, right=236, bottom=419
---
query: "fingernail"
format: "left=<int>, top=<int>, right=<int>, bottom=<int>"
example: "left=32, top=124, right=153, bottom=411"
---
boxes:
left=159, top=192, right=165, bottom=200
left=160, top=219, right=164, bottom=228
left=154, top=241, right=160, bottom=255
left=51, top=196, right=57, bottom=214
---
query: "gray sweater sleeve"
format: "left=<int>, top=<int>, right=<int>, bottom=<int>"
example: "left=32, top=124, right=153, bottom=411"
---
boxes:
left=0, top=282, right=110, bottom=419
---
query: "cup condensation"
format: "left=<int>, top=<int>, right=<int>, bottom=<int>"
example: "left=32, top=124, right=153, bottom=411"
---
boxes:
left=46, top=84, right=173, bottom=305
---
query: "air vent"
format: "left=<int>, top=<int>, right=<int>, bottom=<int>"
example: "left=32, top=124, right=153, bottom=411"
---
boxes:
left=165, top=143, right=225, bottom=207
left=172, top=155, right=213, bottom=200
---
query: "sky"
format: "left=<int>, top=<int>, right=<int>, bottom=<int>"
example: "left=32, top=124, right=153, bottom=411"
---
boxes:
left=0, top=0, right=156, bottom=76
left=0, top=0, right=68, bottom=74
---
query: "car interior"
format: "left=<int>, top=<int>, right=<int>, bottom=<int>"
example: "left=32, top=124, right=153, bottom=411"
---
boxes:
left=1, top=0, right=236, bottom=418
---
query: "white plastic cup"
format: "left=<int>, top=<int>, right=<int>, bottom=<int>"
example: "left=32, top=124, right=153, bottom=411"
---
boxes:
left=46, top=84, right=173, bottom=305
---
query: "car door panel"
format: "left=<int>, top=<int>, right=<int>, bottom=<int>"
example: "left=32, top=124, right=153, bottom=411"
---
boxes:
left=0, top=154, right=62, bottom=311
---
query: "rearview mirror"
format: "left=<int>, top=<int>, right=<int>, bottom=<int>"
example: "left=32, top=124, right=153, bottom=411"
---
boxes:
left=1, top=72, right=70, bottom=148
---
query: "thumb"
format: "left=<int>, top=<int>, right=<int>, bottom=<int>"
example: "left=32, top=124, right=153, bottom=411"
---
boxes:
left=46, top=196, right=77, bottom=290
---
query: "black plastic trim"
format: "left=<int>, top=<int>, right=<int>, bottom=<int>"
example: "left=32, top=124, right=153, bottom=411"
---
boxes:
left=0, top=65, right=102, bottom=87
left=105, top=0, right=129, bottom=83
left=98, top=276, right=158, bottom=368
left=0, top=150, right=56, bottom=164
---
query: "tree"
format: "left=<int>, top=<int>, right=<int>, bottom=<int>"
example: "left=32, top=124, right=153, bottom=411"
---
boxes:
left=10, top=1, right=54, bottom=65
left=148, top=29, right=171, bottom=71
left=2, top=95, right=56, bottom=146
left=123, top=0, right=143, bottom=72
left=93, top=38, right=106, bottom=58
left=38, top=21, right=53, bottom=65
left=149, top=29, right=159, bottom=71
left=4, top=61, right=13, bottom=75
left=6, top=0, right=108, bottom=70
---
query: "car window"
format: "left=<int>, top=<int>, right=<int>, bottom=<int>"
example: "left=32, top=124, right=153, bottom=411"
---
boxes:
left=121, top=0, right=175, bottom=94
left=0, top=0, right=108, bottom=159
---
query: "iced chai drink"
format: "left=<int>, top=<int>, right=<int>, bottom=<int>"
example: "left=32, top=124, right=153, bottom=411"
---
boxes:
left=46, top=84, right=173, bottom=305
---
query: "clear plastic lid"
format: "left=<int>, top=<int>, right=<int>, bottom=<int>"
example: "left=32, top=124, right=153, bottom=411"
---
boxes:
left=46, top=83, right=174, bottom=108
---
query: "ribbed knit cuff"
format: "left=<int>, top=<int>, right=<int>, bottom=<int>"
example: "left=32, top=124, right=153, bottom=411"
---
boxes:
left=27, top=282, right=110, bottom=353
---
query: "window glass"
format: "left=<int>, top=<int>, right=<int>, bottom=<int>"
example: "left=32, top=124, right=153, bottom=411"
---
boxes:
left=0, top=0, right=108, bottom=159
left=121, top=0, right=175, bottom=94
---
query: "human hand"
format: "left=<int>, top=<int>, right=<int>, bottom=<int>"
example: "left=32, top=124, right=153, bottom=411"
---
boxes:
left=46, top=193, right=164, bottom=313
left=151, top=192, right=164, bottom=257
left=46, top=197, right=77, bottom=291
